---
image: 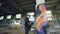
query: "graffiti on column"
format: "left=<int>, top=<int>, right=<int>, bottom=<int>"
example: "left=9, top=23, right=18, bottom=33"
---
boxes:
left=36, top=0, right=47, bottom=34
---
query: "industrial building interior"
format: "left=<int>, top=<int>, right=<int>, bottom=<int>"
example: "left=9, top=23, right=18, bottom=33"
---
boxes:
left=0, top=0, right=60, bottom=34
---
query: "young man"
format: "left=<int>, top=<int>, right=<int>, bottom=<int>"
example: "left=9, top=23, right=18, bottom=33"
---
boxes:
left=25, top=16, right=33, bottom=34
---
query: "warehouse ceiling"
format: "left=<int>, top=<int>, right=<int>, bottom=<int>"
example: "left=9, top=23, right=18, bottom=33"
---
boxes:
left=0, top=0, right=60, bottom=16
left=0, top=0, right=35, bottom=16
left=46, top=0, right=60, bottom=16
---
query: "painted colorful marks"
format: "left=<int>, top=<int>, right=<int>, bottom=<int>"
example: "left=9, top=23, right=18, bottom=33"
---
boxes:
left=36, top=4, right=47, bottom=34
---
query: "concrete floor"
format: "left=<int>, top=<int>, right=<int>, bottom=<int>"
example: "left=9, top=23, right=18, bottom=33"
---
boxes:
left=0, top=27, right=36, bottom=34
left=0, top=27, right=60, bottom=34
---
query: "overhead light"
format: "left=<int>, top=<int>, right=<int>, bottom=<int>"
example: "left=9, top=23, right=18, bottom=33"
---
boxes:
left=27, top=12, right=34, bottom=15
left=48, top=17, right=52, bottom=21
left=47, top=15, right=52, bottom=17
left=29, top=18, right=35, bottom=21
left=46, top=10, right=52, bottom=17
left=0, top=16, right=4, bottom=20
left=27, top=12, right=35, bottom=21
left=46, top=10, right=52, bottom=14
left=16, top=14, right=21, bottom=19
left=7, top=15, right=11, bottom=19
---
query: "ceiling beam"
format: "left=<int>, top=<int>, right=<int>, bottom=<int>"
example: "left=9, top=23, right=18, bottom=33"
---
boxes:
left=18, top=1, right=35, bottom=5
left=46, top=0, right=58, bottom=5
left=13, top=0, right=35, bottom=3
left=22, top=3, right=35, bottom=8
left=46, top=4, right=56, bottom=8
left=7, top=0, right=24, bottom=12
left=0, top=7, right=13, bottom=15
